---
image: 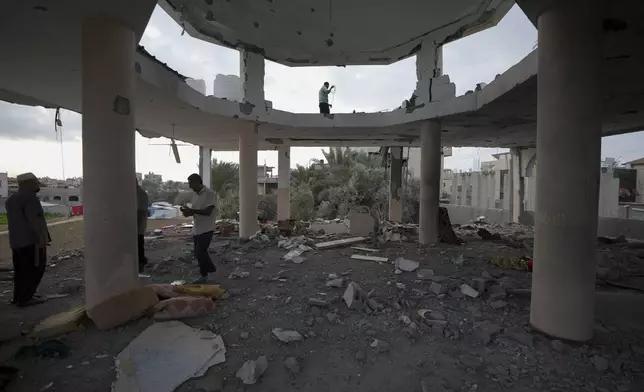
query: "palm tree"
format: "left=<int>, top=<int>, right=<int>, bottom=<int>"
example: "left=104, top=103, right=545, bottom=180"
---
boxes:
left=322, top=147, right=355, bottom=166
left=210, top=159, right=239, bottom=196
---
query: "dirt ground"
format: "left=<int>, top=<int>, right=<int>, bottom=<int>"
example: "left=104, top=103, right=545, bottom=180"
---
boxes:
left=1, top=224, right=644, bottom=392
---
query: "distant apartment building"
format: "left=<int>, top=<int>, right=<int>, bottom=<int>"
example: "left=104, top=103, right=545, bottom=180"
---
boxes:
left=65, top=177, right=83, bottom=188
left=144, top=172, right=163, bottom=185
left=257, top=165, right=278, bottom=195
left=0, top=172, right=8, bottom=199
left=625, top=157, right=644, bottom=203
left=38, top=186, right=83, bottom=206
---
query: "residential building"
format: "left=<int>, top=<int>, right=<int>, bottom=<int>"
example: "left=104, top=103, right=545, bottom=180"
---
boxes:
left=66, top=177, right=83, bottom=188
left=38, top=186, right=83, bottom=206
left=0, top=172, right=8, bottom=200
left=257, top=165, right=278, bottom=195
left=625, top=157, right=644, bottom=202
left=144, top=172, right=163, bottom=185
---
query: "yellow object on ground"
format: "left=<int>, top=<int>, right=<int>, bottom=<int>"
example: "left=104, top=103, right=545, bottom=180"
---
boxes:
left=490, top=256, right=529, bottom=271
left=172, top=284, right=226, bottom=299
left=29, top=306, right=86, bottom=339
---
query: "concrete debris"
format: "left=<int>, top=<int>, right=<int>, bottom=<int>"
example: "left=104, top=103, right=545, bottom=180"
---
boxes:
left=236, top=356, right=268, bottom=385
left=459, top=354, right=483, bottom=369
left=228, top=269, right=250, bottom=279
left=504, top=327, right=534, bottom=347
left=471, top=277, right=488, bottom=293
left=240, top=331, right=250, bottom=340
left=325, top=278, right=344, bottom=288
left=283, top=248, right=307, bottom=263
left=394, top=269, right=403, bottom=275
left=421, top=376, right=449, bottom=392
left=351, top=246, right=379, bottom=253
left=590, top=355, right=609, bottom=372
left=253, top=262, right=264, bottom=268
left=272, top=328, right=303, bottom=343
left=326, top=312, right=338, bottom=323
left=476, top=320, right=502, bottom=345
left=451, top=254, right=465, bottom=266
left=394, top=257, right=419, bottom=272
left=354, top=350, right=366, bottom=362
left=487, top=285, right=507, bottom=300
left=308, top=298, right=329, bottom=308
left=416, top=269, right=435, bottom=280
left=366, top=298, right=382, bottom=311
left=351, top=254, right=388, bottom=262
left=112, top=321, right=226, bottom=392
left=315, top=237, right=366, bottom=250
left=343, top=282, right=365, bottom=309
left=460, top=284, right=479, bottom=298
left=429, top=282, right=445, bottom=295
left=489, top=300, right=508, bottom=310
left=550, top=340, right=566, bottom=352
left=283, top=356, right=301, bottom=375
left=396, top=283, right=406, bottom=290
left=370, top=339, right=390, bottom=353
left=399, top=315, right=412, bottom=325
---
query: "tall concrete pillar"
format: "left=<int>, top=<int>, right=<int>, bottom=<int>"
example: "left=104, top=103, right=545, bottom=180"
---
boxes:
left=509, top=148, right=523, bottom=223
left=530, top=0, right=602, bottom=342
left=239, top=125, right=258, bottom=238
left=82, top=17, right=138, bottom=309
left=389, top=147, right=403, bottom=222
left=277, top=146, right=291, bottom=220
left=199, top=146, right=212, bottom=188
left=419, top=120, right=442, bottom=245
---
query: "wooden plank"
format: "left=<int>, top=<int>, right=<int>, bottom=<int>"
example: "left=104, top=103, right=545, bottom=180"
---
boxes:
left=351, top=254, right=389, bottom=262
left=315, top=237, right=366, bottom=250
left=351, top=246, right=379, bottom=253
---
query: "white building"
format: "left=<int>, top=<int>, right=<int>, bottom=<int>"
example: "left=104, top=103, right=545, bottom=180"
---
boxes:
left=0, top=172, right=8, bottom=199
left=144, top=172, right=163, bottom=185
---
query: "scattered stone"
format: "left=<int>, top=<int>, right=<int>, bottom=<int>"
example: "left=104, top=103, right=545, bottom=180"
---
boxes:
left=355, top=350, right=366, bottom=362
left=477, top=321, right=502, bottom=345
left=240, top=331, right=250, bottom=340
left=343, top=282, right=365, bottom=309
left=489, top=300, right=508, bottom=310
left=421, top=376, right=449, bottom=392
left=610, top=358, right=624, bottom=374
left=370, top=339, right=390, bottom=353
left=307, top=331, right=316, bottom=338
left=449, top=290, right=465, bottom=299
left=366, top=298, right=381, bottom=311
left=481, top=271, right=494, bottom=280
left=402, top=327, right=417, bottom=340
left=429, top=282, right=444, bottom=295
left=460, top=284, right=479, bottom=298
left=396, top=283, right=406, bottom=290
left=283, top=356, right=301, bottom=375
left=236, top=356, right=268, bottom=385
left=487, top=285, right=507, bottom=300
left=590, top=355, right=609, bottom=372
left=253, top=262, right=264, bottom=269
left=325, top=278, right=344, bottom=288
left=430, top=311, right=445, bottom=320
left=459, top=354, right=483, bottom=369
left=228, top=269, right=250, bottom=279
left=394, top=257, right=419, bottom=272
left=272, top=328, right=303, bottom=343
left=417, top=269, right=435, bottom=280
left=394, top=269, right=403, bottom=275
left=451, top=254, right=465, bottom=266
left=399, top=315, right=412, bottom=326
left=471, top=277, right=487, bottom=293
left=326, top=312, right=338, bottom=323
left=308, top=298, right=329, bottom=308
left=550, top=340, right=566, bottom=352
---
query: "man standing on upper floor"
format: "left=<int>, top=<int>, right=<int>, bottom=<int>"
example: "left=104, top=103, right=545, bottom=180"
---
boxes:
left=136, top=180, right=149, bottom=273
left=5, top=172, right=50, bottom=307
left=180, top=173, right=217, bottom=283
left=318, top=81, right=335, bottom=114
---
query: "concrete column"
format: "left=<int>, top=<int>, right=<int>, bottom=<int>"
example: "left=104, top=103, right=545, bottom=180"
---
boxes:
left=530, top=0, right=602, bottom=342
left=389, top=147, right=403, bottom=222
left=199, top=146, right=212, bottom=188
left=239, top=124, right=259, bottom=238
left=82, top=17, right=138, bottom=309
left=419, top=120, right=442, bottom=245
left=277, top=146, right=291, bottom=220
left=240, top=50, right=265, bottom=107
left=509, top=148, right=523, bottom=223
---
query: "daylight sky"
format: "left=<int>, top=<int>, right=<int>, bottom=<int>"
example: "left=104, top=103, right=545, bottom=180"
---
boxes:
left=1, top=5, right=643, bottom=181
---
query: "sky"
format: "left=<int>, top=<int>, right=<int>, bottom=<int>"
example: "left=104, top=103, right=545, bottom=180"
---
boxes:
left=0, top=5, right=643, bottom=181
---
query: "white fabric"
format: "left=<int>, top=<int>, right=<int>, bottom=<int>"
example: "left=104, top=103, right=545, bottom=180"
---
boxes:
left=191, top=187, right=216, bottom=235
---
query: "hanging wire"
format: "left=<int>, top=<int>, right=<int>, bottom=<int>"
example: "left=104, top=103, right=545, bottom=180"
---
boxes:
left=54, top=108, right=65, bottom=181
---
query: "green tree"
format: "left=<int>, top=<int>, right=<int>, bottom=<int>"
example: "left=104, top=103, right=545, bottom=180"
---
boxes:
left=210, top=158, right=239, bottom=196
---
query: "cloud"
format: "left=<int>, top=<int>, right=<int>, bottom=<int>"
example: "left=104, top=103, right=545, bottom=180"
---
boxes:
left=0, top=102, right=81, bottom=141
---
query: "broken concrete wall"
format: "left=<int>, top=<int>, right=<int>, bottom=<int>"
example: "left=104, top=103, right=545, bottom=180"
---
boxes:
left=441, top=204, right=508, bottom=225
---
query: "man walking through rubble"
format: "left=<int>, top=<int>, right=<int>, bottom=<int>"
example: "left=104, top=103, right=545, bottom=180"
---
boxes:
left=5, top=172, right=50, bottom=307
left=180, top=173, right=217, bottom=283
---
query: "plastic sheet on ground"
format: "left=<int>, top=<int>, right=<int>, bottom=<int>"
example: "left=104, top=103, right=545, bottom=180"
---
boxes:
left=111, top=321, right=226, bottom=392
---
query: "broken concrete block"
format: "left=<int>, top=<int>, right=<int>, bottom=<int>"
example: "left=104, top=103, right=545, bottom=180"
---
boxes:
left=325, top=278, right=344, bottom=288
left=590, top=355, right=609, bottom=372
left=490, top=300, right=508, bottom=310
left=236, top=356, right=268, bottom=384
left=308, top=298, right=329, bottom=308
left=416, top=269, right=435, bottom=280
left=272, top=328, right=303, bottom=343
left=429, top=282, right=444, bottom=295
left=394, top=257, right=419, bottom=272
left=487, top=285, right=507, bottom=300
left=370, top=339, right=390, bottom=353
left=87, top=286, right=159, bottom=330
left=343, top=282, right=364, bottom=309
left=471, top=277, right=488, bottom=293
left=460, top=284, right=479, bottom=298
left=283, top=356, right=301, bottom=375
left=29, top=306, right=86, bottom=339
